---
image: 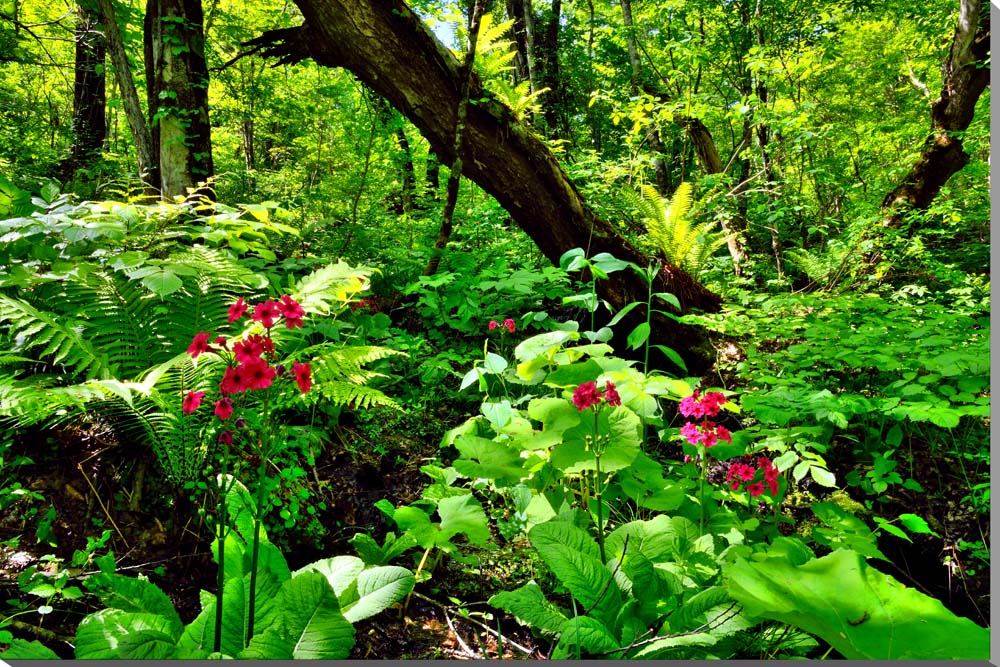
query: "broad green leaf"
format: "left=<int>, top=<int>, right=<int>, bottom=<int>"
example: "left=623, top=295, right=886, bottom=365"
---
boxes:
left=296, top=556, right=365, bottom=601
left=140, top=268, right=184, bottom=296
left=724, top=549, right=989, bottom=660
left=552, top=615, right=620, bottom=658
left=529, top=520, right=622, bottom=627
left=437, top=493, right=491, bottom=546
left=543, top=359, right=603, bottom=388
left=118, top=629, right=180, bottom=659
left=350, top=533, right=388, bottom=566
left=0, top=639, right=62, bottom=659
left=75, top=609, right=179, bottom=660
left=241, top=571, right=354, bottom=659
left=342, top=566, right=415, bottom=623
left=489, top=582, right=569, bottom=635
left=453, top=435, right=526, bottom=483
left=83, top=573, right=182, bottom=638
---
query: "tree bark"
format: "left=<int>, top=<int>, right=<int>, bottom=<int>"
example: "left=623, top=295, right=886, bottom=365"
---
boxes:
left=145, top=0, right=214, bottom=199
left=881, top=0, right=989, bottom=227
left=96, top=0, right=157, bottom=193
left=63, top=2, right=107, bottom=178
left=248, top=0, right=723, bottom=371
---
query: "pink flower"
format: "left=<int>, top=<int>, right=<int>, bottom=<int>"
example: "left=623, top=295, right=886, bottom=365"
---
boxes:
left=228, top=298, right=248, bottom=323
left=488, top=320, right=499, bottom=330
left=214, top=397, right=233, bottom=421
left=572, top=381, right=603, bottom=411
left=680, top=422, right=700, bottom=445
left=234, top=334, right=269, bottom=363
left=503, top=318, right=516, bottom=333
left=716, top=424, right=732, bottom=443
left=218, top=431, right=233, bottom=445
left=293, top=362, right=312, bottom=393
left=186, top=332, right=213, bottom=359
left=214, top=336, right=228, bottom=348
left=277, top=295, right=306, bottom=329
left=747, top=482, right=765, bottom=498
left=679, top=390, right=728, bottom=419
left=604, top=381, right=621, bottom=407
left=252, top=300, right=281, bottom=329
left=220, top=364, right=250, bottom=394
left=182, top=391, right=206, bottom=414
left=243, top=358, right=276, bottom=391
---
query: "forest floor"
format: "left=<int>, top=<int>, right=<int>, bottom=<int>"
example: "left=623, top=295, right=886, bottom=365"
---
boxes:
left=0, top=338, right=989, bottom=659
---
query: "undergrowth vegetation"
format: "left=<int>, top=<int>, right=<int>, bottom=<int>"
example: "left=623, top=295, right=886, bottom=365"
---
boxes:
left=0, top=178, right=989, bottom=659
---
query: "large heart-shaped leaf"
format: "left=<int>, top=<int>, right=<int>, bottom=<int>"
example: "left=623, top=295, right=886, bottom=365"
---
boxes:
left=724, top=548, right=989, bottom=660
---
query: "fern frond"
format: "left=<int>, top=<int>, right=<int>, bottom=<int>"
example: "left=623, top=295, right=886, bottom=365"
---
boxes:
left=0, top=294, right=108, bottom=379
left=626, top=182, right=728, bottom=274
left=292, top=261, right=375, bottom=315
left=784, top=248, right=833, bottom=285
left=307, top=381, right=399, bottom=411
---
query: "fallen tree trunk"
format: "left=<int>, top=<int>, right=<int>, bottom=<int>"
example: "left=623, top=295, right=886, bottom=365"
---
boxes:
left=249, top=0, right=723, bottom=372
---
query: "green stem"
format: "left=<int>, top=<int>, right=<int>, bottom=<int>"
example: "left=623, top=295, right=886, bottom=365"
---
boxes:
left=246, top=380, right=274, bottom=644
left=592, top=409, right=606, bottom=563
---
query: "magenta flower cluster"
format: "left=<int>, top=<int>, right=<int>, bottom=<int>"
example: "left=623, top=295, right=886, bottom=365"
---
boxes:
left=488, top=318, right=516, bottom=333
left=727, top=456, right=780, bottom=498
left=572, top=381, right=622, bottom=411
left=678, top=390, right=732, bottom=448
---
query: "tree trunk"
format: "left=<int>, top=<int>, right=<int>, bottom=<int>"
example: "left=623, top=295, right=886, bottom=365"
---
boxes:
left=145, top=0, right=214, bottom=199
left=881, top=0, right=989, bottom=226
left=505, top=0, right=535, bottom=89
left=248, top=0, right=723, bottom=371
left=63, top=2, right=107, bottom=178
left=96, top=0, right=156, bottom=193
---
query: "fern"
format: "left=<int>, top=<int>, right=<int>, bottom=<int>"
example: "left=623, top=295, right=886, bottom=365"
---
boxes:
left=292, top=261, right=375, bottom=315
left=624, top=182, right=729, bottom=274
left=0, top=294, right=108, bottom=380
left=302, top=343, right=406, bottom=410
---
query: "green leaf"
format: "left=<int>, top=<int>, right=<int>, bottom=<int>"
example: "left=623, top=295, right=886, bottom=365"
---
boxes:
left=873, top=517, right=911, bottom=542
left=626, top=322, right=650, bottom=350
left=489, top=582, right=569, bottom=635
left=350, top=533, right=388, bottom=566
left=75, top=609, right=180, bottom=660
left=552, top=615, right=620, bottom=658
left=650, top=344, right=688, bottom=371
left=436, top=493, right=491, bottom=547
left=452, top=435, right=526, bottom=483
left=724, top=549, right=989, bottom=660
left=808, top=466, right=837, bottom=487
left=139, top=267, right=184, bottom=297
left=0, top=639, right=62, bottom=659
left=241, top=571, right=354, bottom=659
left=342, top=566, right=415, bottom=623
left=529, top=520, right=622, bottom=627
left=83, top=573, right=183, bottom=638
left=119, top=629, right=180, bottom=659
left=898, top=513, right=939, bottom=537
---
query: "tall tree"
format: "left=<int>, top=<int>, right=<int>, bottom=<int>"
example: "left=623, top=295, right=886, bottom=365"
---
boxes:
left=96, top=0, right=157, bottom=193
left=249, top=0, right=722, bottom=370
left=880, top=0, right=989, bottom=226
left=145, top=0, right=214, bottom=198
left=62, top=1, right=107, bottom=178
